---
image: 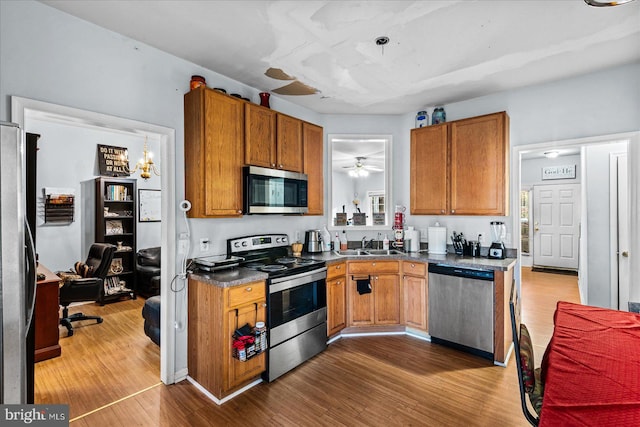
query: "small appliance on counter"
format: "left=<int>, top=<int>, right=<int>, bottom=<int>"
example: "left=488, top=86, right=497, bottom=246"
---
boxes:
left=428, top=224, right=447, bottom=254
left=488, top=221, right=506, bottom=259
left=303, top=229, right=323, bottom=253
left=405, top=226, right=420, bottom=252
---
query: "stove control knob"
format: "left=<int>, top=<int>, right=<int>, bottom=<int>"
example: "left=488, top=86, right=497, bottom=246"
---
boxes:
left=234, top=242, right=241, bottom=248
left=281, top=236, right=288, bottom=243
left=242, top=241, right=248, bottom=247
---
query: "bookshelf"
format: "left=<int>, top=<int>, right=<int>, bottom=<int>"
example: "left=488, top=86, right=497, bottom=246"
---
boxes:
left=95, top=177, right=137, bottom=304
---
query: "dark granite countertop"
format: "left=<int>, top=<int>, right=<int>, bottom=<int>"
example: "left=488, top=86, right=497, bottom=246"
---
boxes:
left=303, top=251, right=517, bottom=271
left=189, top=251, right=516, bottom=288
left=189, top=268, right=268, bottom=288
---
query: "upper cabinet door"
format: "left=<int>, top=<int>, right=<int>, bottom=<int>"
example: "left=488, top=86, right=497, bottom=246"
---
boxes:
left=410, top=125, right=448, bottom=215
left=276, top=114, right=303, bottom=172
left=184, top=88, right=244, bottom=217
left=449, top=112, right=509, bottom=215
left=303, top=122, right=324, bottom=215
left=245, top=104, right=276, bottom=168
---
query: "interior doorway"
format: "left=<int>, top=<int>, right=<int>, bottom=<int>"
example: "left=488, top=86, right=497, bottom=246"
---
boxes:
left=513, top=132, right=638, bottom=309
left=11, top=96, right=177, bottom=384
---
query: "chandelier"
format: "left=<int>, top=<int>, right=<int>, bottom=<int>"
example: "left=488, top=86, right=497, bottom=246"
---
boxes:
left=129, top=137, right=160, bottom=180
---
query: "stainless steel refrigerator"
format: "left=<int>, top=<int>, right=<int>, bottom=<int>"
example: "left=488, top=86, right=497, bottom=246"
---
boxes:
left=1, top=121, right=37, bottom=404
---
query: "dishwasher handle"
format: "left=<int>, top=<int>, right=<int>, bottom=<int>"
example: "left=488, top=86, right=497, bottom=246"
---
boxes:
left=428, top=263, right=494, bottom=281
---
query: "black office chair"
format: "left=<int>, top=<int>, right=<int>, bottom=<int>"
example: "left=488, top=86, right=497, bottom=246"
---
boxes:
left=59, top=243, right=116, bottom=336
left=509, top=281, right=543, bottom=426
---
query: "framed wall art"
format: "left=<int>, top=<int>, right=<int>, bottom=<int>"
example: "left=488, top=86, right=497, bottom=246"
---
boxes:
left=138, top=189, right=161, bottom=222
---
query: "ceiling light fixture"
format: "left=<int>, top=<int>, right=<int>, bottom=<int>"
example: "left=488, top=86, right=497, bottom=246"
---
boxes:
left=584, top=0, right=636, bottom=6
left=544, top=150, right=560, bottom=159
left=126, top=136, right=160, bottom=180
left=375, top=36, right=389, bottom=55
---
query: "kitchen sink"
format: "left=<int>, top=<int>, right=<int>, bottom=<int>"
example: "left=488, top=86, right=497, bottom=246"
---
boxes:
left=364, top=249, right=404, bottom=255
left=335, top=249, right=370, bottom=256
left=334, top=249, right=404, bottom=257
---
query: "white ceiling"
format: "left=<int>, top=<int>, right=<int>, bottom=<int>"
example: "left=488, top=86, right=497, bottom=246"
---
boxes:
left=41, top=0, right=640, bottom=115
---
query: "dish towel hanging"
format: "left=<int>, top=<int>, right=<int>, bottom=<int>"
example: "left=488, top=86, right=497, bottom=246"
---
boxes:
left=356, top=277, right=372, bottom=295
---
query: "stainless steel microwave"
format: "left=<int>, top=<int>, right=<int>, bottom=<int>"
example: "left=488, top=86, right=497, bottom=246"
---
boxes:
left=243, top=166, right=308, bottom=214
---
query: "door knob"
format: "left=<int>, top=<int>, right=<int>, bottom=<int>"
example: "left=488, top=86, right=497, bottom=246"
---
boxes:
left=622, top=251, right=629, bottom=257
left=534, top=227, right=539, bottom=231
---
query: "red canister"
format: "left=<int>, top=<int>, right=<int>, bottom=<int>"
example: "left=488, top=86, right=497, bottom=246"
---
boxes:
left=190, top=75, right=206, bottom=90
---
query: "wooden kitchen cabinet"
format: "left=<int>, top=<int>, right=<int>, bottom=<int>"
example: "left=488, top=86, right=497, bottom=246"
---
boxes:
left=184, top=87, right=245, bottom=217
left=303, top=122, right=324, bottom=215
left=326, top=262, right=346, bottom=337
left=276, top=114, right=304, bottom=172
left=244, top=103, right=277, bottom=168
left=402, top=261, right=428, bottom=331
left=188, top=278, right=266, bottom=399
left=410, top=111, right=509, bottom=215
left=347, top=261, right=400, bottom=326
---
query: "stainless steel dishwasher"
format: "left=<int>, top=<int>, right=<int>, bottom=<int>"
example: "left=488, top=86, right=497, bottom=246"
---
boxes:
left=428, top=263, right=494, bottom=360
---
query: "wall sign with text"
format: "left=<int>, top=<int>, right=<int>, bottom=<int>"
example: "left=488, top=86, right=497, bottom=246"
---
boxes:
left=542, top=164, right=576, bottom=180
left=98, top=144, right=130, bottom=177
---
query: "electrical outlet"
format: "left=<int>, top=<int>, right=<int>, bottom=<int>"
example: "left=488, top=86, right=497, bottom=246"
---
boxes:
left=200, top=238, right=210, bottom=253
left=178, top=239, right=188, bottom=254
left=478, top=233, right=485, bottom=244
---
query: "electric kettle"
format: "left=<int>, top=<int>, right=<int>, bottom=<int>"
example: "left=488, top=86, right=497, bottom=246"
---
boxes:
left=303, top=230, right=322, bottom=253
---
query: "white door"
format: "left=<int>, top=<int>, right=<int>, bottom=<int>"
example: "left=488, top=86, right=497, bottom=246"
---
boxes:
left=615, top=154, right=630, bottom=310
left=533, top=184, right=581, bottom=270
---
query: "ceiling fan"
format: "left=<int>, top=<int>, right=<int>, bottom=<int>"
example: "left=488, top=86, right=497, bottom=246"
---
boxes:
left=343, top=157, right=382, bottom=177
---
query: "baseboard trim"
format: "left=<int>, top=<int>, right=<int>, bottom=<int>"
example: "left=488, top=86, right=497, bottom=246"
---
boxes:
left=532, top=266, right=578, bottom=276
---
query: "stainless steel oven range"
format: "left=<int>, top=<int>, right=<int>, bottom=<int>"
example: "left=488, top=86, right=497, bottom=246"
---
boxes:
left=227, top=234, right=327, bottom=382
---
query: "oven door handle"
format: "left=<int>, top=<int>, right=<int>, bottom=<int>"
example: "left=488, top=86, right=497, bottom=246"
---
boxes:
left=269, top=267, right=327, bottom=294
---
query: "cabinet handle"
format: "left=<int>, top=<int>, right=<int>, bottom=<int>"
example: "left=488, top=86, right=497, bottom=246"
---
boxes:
left=279, top=164, right=283, bottom=168
left=451, top=209, right=455, bottom=214
left=336, top=265, right=341, bottom=269
left=237, top=210, right=242, bottom=214
left=336, top=280, right=341, bottom=285
left=411, top=263, right=415, bottom=268
left=271, top=163, right=276, bottom=168
left=245, top=287, right=252, bottom=292
left=441, top=209, right=445, bottom=214
left=372, top=262, right=376, bottom=266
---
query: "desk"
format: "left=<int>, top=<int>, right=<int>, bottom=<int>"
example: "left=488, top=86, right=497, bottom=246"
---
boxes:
left=539, top=301, right=640, bottom=426
left=35, top=264, right=61, bottom=362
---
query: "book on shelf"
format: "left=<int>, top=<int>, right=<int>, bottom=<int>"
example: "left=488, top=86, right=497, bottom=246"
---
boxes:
left=106, top=184, right=131, bottom=201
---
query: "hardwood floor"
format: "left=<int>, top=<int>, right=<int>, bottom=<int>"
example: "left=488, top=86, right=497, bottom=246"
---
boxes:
left=36, top=268, right=580, bottom=426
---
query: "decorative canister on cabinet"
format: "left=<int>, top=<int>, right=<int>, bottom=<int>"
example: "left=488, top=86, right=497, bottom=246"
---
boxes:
left=432, top=107, right=446, bottom=124
left=259, top=92, right=271, bottom=108
left=415, top=111, right=429, bottom=128
left=190, top=75, right=206, bottom=90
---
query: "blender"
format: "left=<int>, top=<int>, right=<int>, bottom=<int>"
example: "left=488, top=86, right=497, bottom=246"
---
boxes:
left=488, top=221, right=506, bottom=259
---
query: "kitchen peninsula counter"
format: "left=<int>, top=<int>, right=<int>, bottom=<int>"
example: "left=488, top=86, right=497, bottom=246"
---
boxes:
left=189, top=252, right=516, bottom=287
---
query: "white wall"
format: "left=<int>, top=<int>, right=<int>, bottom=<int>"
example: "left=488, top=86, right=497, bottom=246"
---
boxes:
left=29, top=117, right=161, bottom=271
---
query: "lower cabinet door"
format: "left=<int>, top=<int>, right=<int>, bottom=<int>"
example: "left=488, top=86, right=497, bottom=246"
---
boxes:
left=348, top=277, right=374, bottom=326
left=226, top=302, right=266, bottom=390
left=327, top=276, right=346, bottom=336
left=403, top=274, right=428, bottom=331
left=374, top=274, right=400, bottom=324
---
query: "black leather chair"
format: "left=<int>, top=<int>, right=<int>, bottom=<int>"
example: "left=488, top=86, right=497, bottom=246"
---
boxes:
left=59, top=243, right=116, bottom=336
left=136, top=247, right=160, bottom=297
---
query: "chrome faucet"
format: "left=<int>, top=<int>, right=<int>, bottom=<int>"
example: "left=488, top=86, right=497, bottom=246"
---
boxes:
left=361, top=236, right=368, bottom=249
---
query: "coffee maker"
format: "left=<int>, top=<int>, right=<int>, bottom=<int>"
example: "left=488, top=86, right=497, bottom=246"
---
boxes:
left=488, top=221, right=506, bottom=259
